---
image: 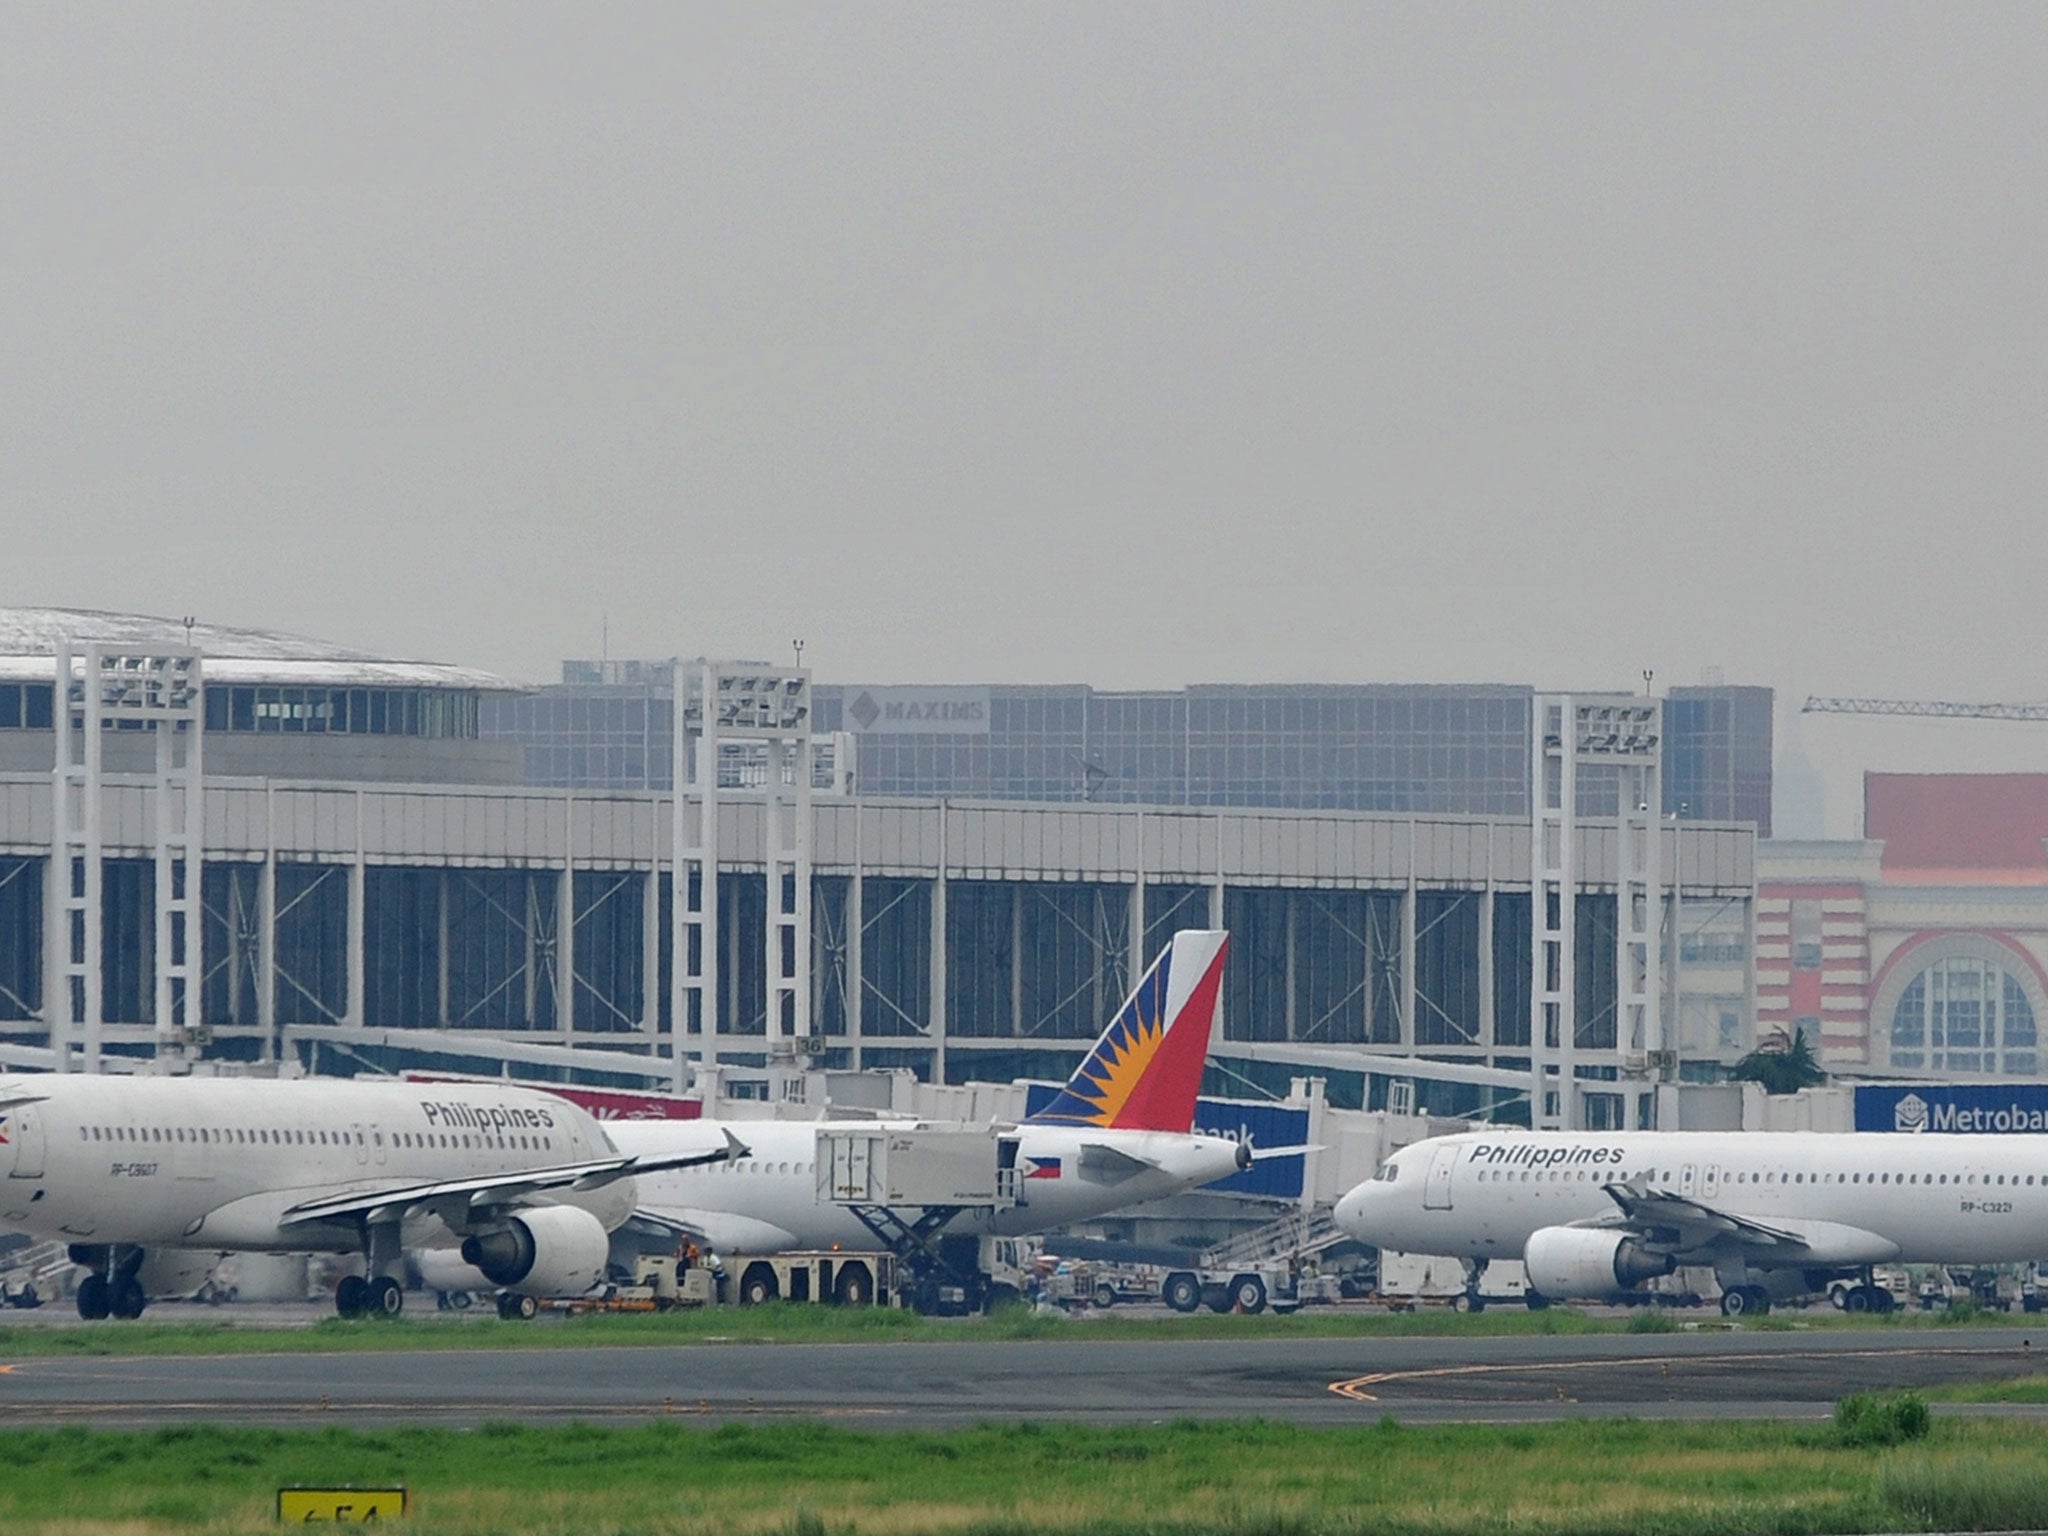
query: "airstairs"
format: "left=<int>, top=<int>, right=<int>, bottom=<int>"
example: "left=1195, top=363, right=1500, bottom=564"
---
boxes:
left=1199, top=1208, right=1347, bottom=1271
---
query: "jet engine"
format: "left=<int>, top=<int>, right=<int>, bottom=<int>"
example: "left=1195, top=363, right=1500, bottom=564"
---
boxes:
left=1523, top=1227, right=1675, bottom=1301
left=460, top=1205, right=609, bottom=1297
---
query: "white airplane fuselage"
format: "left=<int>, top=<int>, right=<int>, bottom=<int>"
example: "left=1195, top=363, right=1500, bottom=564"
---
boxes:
left=0, top=1074, right=632, bottom=1256
left=1336, top=1130, right=2048, bottom=1269
left=607, top=1117, right=1246, bottom=1255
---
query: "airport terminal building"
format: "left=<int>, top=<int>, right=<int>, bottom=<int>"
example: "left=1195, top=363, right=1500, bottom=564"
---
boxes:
left=490, top=662, right=1774, bottom=831
left=0, top=611, right=1758, bottom=1133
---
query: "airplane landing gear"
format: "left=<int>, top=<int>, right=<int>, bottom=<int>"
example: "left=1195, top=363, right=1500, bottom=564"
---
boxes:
left=1458, top=1257, right=1488, bottom=1315
left=72, top=1244, right=147, bottom=1321
left=1719, top=1284, right=1771, bottom=1317
left=110, top=1274, right=147, bottom=1319
left=75, top=1273, right=110, bottom=1320
left=335, top=1219, right=408, bottom=1319
left=335, top=1274, right=369, bottom=1318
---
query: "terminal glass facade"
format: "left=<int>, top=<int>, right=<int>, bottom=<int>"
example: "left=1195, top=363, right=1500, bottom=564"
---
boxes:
left=487, top=669, right=1773, bottom=829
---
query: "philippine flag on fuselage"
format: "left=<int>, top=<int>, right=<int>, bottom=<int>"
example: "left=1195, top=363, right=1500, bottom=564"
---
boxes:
left=1025, top=1156, right=1062, bottom=1180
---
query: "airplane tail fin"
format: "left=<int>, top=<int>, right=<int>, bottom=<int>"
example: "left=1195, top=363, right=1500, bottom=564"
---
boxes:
left=1024, top=929, right=1228, bottom=1133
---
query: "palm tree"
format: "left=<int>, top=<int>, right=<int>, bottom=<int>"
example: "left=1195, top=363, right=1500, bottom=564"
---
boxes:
left=1730, top=1026, right=1826, bottom=1095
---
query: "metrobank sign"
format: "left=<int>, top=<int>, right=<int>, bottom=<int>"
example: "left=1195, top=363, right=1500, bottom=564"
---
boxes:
left=1855, top=1084, right=2048, bottom=1134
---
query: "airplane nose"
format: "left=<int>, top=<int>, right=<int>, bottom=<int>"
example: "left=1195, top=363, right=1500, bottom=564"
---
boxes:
left=1333, top=1183, right=1371, bottom=1239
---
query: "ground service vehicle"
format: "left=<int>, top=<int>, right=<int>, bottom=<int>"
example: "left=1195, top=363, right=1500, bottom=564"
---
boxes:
left=1160, top=1263, right=1294, bottom=1315
left=733, top=1250, right=901, bottom=1308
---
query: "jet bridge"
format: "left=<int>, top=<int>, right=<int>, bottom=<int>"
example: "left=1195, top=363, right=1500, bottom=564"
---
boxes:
left=819, top=1125, right=1020, bottom=1312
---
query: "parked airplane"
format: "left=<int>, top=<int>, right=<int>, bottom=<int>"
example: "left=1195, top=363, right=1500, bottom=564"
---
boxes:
left=604, top=930, right=1254, bottom=1290
left=1334, top=1128, right=2048, bottom=1315
left=0, top=1074, right=741, bottom=1320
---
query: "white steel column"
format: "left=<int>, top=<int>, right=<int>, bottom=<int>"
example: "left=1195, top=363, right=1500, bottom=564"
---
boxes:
left=640, top=862, right=661, bottom=1036
left=347, top=791, right=366, bottom=1030
left=847, top=806, right=864, bottom=1070
left=47, top=643, right=102, bottom=1072
left=1478, top=821, right=1497, bottom=1055
left=1609, top=698, right=1664, bottom=1129
left=259, top=785, right=277, bottom=1061
left=557, top=796, right=576, bottom=1038
left=145, top=651, right=204, bottom=1061
left=1401, top=822, right=1417, bottom=1052
left=1530, top=695, right=1575, bottom=1129
left=672, top=661, right=717, bottom=1093
left=930, top=802, right=948, bottom=1085
left=762, top=712, right=813, bottom=1099
left=1129, top=811, right=1147, bottom=991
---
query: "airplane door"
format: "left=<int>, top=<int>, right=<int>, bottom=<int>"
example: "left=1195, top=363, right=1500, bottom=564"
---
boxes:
left=1423, top=1144, right=1457, bottom=1210
left=370, top=1123, right=387, bottom=1167
left=1701, top=1163, right=1720, bottom=1201
left=350, top=1123, right=369, bottom=1167
left=5, top=1106, right=44, bottom=1180
left=1679, top=1164, right=1697, bottom=1198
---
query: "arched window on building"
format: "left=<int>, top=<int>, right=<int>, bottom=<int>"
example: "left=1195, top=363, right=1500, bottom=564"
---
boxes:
left=1888, top=952, right=2039, bottom=1076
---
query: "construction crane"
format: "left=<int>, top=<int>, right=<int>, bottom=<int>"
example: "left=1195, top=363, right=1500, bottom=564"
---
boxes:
left=1801, top=697, right=2048, bottom=722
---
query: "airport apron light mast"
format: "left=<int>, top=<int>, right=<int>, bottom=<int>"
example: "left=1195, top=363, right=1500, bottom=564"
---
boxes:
left=671, top=659, right=814, bottom=1099
left=1530, top=694, right=1667, bottom=1131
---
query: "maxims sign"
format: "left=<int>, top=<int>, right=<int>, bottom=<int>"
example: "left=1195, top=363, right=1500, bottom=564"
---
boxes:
left=843, top=687, right=991, bottom=735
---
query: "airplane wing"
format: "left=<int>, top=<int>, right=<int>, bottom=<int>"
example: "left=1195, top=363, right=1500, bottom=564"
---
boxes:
left=1590, top=1182, right=1899, bottom=1266
left=280, top=1131, right=748, bottom=1231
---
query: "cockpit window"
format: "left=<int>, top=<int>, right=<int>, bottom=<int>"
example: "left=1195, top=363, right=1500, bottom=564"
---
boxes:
left=1374, top=1161, right=1400, bottom=1182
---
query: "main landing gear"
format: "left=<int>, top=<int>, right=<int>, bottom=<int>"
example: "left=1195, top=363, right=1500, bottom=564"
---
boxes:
left=71, top=1245, right=147, bottom=1322
left=334, top=1274, right=407, bottom=1319
left=1719, top=1283, right=1771, bottom=1317
left=334, top=1219, right=408, bottom=1318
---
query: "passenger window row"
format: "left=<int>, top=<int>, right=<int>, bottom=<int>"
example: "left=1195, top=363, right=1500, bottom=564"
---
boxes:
left=77, top=1125, right=555, bottom=1154
left=1471, top=1166, right=2042, bottom=1188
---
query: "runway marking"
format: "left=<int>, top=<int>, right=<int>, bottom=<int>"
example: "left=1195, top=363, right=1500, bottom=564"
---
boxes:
left=1328, top=1346, right=2030, bottom=1402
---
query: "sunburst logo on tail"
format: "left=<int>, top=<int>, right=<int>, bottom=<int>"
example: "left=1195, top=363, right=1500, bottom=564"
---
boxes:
left=1027, top=931, right=1228, bottom=1132
left=1033, top=966, right=1172, bottom=1127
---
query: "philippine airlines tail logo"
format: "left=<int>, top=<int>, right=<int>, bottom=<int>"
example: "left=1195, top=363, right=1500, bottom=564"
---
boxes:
left=1025, top=930, right=1228, bottom=1134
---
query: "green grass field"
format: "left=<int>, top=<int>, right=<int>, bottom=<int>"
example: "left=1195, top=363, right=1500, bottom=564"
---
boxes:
left=0, top=1296, right=2033, bottom=1358
left=3, top=1411, right=2046, bottom=1535
left=0, top=1302, right=1622, bottom=1357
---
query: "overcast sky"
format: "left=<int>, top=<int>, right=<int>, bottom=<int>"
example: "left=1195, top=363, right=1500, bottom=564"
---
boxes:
left=5, top=6, right=2046, bottom=830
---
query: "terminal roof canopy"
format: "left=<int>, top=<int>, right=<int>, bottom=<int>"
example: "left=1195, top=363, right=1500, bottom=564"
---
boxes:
left=0, top=607, right=523, bottom=693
